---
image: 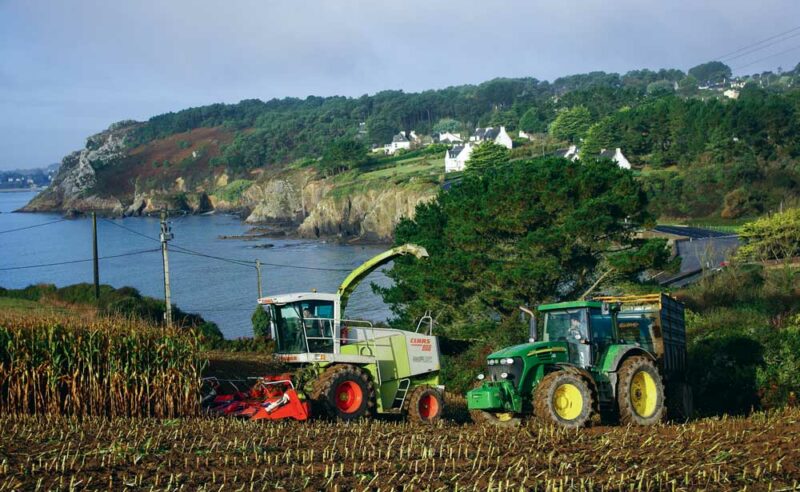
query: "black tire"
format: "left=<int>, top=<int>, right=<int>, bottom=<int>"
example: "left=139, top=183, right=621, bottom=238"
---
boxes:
left=667, top=382, right=693, bottom=422
left=402, top=385, right=444, bottom=424
left=309, top=365, right=376, bottom=421
left=617, top=356, right=666, bottom=426
left=467, top=381, right=521, bottom=427
left=533, top=371, right=594, bottom=429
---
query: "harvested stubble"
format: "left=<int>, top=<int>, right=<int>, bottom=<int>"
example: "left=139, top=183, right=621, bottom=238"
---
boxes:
left=0, top=311, right=202, bottom=418
left=0, top=408, right=798, bottom=491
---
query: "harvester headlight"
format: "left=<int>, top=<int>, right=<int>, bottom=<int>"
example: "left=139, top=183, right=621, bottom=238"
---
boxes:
left=476, top=373, right=485, bottom=380
left=500, top=372, right=509, bottom=379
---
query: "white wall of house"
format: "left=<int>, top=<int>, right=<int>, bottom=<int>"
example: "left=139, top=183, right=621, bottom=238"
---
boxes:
left=444, top=144, right=473, bottom=173
left=613, top=148, right=631, bottom=169
left=494, top=126, right=513, bottom=149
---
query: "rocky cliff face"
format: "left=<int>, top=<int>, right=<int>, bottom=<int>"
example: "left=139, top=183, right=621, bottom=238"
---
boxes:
left=22, top=122, right=136, bottom=214
left=242, top=169, right=436, bottom=242
left=22, top=125, right=439, bottom=242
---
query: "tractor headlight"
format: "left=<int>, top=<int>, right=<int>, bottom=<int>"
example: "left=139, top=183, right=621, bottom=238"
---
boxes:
left=487, top=359, right=497, bottom=366
left=476, top=373, right=485, bottom=380
left=502, top=358, right=514, bottom=365
left=500, top=372, right=509, bottom=379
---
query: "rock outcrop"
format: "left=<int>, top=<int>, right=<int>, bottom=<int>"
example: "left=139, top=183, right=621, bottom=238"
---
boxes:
left=22, top=124, right=440, bottom=242
left=22, top=122, right=137, bottom=214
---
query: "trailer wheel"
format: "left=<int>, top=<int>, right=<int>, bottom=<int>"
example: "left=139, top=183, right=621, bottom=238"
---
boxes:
left=617, top=356, right=665, bottom=426
left=533, top=371, right=594, bottom=428
left=403, top=385, right=444, bottom=424
left=310, top=365, right=376, bottom=421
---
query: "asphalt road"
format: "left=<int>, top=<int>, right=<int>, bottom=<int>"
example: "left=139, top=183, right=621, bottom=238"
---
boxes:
left=654, top=225, right=734, bottom=238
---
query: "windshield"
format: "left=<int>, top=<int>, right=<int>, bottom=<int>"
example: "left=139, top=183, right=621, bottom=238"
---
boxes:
left=543, top=309, right=588, bottom=342
left=272, top=300, right=335, bottom=354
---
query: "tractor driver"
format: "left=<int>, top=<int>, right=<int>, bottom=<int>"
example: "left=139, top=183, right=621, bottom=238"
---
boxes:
left=303, top=307, right=327, bottom=352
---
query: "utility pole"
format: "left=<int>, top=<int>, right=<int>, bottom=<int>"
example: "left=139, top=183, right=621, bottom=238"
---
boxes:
left=160, top=209, right=174, bottom=329
left=255, top=259, right=263, bottom=299
left=92, top=212, right=99, bottom=300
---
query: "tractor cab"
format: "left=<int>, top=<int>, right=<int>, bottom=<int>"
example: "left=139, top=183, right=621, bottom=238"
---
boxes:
left=536, top=301, right=619, bottom=368
left=260, top=292, right=340, bottom=356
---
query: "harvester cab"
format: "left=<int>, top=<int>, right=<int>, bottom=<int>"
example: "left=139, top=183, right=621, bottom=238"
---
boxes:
left=468, top=294, right=691, bottom=428
left=206, top=244, right=445, bottom=424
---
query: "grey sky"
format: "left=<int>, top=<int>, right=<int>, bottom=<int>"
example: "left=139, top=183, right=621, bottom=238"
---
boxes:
left=2, top=0, right=799, bottom=170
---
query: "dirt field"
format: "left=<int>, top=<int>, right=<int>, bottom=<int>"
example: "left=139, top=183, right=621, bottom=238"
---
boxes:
left=1, top=405, right=798, bottom=491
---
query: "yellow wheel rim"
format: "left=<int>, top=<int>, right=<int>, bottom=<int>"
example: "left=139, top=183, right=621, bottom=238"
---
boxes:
left=630, top=370, right=658, bottom=418
left=496, top=412, right=514, bottom=422
left=553, top=383, right=583, bottom=421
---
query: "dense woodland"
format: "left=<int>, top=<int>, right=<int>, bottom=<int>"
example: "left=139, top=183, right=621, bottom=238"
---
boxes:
left=125, top=61, right=800, bottom=221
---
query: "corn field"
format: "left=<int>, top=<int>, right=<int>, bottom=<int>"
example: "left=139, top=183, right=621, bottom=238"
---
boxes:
left=0, top=311, right=203, bottom=418
left=0, top=408, right=798, bottom=491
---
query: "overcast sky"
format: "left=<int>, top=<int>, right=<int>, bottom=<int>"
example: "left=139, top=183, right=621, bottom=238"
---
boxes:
left=2, top=1, right=800, bottom=170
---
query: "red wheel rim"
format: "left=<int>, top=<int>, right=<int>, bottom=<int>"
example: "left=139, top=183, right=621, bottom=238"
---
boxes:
left=418, top=393, right=440, bottom=420
left=335, top=381, right=363, bottom=413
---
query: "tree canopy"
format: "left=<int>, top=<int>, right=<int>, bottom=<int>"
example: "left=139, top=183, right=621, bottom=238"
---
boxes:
left=378, top=157, right=669, bottom=343
left=688, top=61, right=733, bottom=85
left=466, top=142, right=510, bottom=174
left=549, top=106, right=592, bottom=143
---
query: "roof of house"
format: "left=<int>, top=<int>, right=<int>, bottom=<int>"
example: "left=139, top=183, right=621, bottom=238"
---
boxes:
left=447, top=145, right=464, bottom=158
left=392, top=132, right=409, bottom=143
left=599, top=149, right=616, bottom=159
left=484, top=128, right=500, bottom=140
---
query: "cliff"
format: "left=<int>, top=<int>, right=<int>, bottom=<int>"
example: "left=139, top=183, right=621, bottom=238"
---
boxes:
left=21, top=123, right=440, bottom=242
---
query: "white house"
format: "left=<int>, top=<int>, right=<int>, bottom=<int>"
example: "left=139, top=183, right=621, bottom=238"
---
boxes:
left=470, top=126, right=513, bottom=149
left=723, top=89, right=740, bottom=99
left=518, top=130, right=534, bottom=140
left=388, top=131, right=411, bottom=154
left=444, top=143, right=473, bottom=173
left=437, top=132, right=463, bottom=144
left=555, top=145, right=580, bottom=161
left=599, top=148, right=631, bottom=169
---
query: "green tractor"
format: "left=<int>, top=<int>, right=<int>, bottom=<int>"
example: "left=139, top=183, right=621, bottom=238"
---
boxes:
left=467, top=294, right=691, bottom=428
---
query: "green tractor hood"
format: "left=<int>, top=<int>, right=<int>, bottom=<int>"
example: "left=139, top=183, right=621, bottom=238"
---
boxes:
left=487, top=340, right=568, bottom=360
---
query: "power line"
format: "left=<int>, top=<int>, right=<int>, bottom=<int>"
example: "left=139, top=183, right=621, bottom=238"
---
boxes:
left=0, top=248, right=160, bottom=271
left=733, top=43, right=800, bottom=71
left=103, top=217, right=358, bottom=272
left=723, top=31, right=800, bottom=63
left=717, top=25, right=800, bottom=60
left=0, top=219, right=66, bottom=234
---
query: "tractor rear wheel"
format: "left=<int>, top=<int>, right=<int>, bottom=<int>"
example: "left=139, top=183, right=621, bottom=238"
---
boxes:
left=617, top=356, right=665, bottom=426
left=310, top=365, right=376, bottom=421
left=533, top=371, right=594, bottom=428
left=403, top=385, right=444, bottom=424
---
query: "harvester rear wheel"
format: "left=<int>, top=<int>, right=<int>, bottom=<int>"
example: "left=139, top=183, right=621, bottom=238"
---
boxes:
left=403, top=385, right=444, bottom=424
left=617, top=356, right=665, bottom=426
left=310, top=364, right=376, bottom=421
left=533, top=371, right=594, bottom=428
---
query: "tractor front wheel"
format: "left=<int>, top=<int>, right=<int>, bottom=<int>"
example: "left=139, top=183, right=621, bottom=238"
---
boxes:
left=617, top=356, right=665, bottom=426
left=311, top=365, right=376, bottom=421
left=403, top=385, right=444, bottom=424
left=533, top=371, right=594, bottom=428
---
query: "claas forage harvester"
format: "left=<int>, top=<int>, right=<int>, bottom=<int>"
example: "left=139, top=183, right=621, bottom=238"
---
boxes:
left=468, top=294, right=692, bottom=428
left=204, top=244, right=445, bottom=423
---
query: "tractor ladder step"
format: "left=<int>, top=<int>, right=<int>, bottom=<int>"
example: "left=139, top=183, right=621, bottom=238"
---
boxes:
left=393, top=378, right=411, bottom=408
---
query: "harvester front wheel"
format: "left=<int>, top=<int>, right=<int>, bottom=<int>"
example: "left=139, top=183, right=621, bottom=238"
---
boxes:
left=617, top=356, right=665, bottom=426
left=311, top=365, right=376, bottom=421
left=533, top=371, right=594, bottom=429
left=403, top=385, right=444, bottom=424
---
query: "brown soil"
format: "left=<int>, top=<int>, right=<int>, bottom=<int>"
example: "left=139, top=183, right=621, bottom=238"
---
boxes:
left=1, top=406, right=798, bottom=490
